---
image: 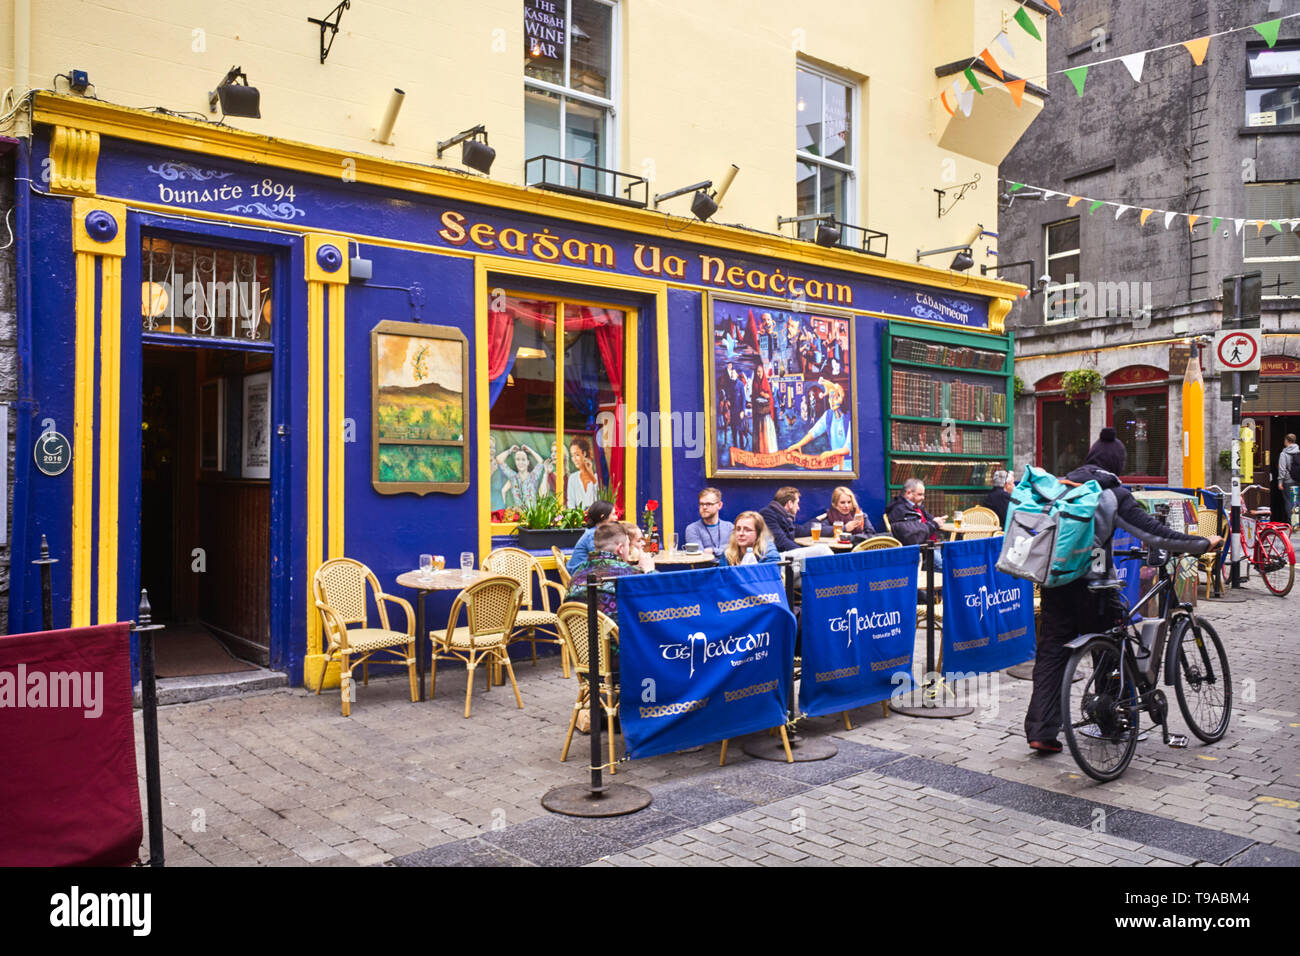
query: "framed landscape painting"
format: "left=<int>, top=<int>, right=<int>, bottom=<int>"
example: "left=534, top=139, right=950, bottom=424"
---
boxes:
left=371, top=321, right=470, bottom=495
left=703, top=292, right=858, bottom=479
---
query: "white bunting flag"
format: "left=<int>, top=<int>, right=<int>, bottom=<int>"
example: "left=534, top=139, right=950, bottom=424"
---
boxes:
left=1234, top=218, right=1245, bottom=235
left=1164, top=211, right=1177, bottom=229
left=995, top=31, right=1016, bottom=58
left=1114, top=204, right=1131, bottom=220
left=958, top=87, right=975, bottom=117
left=1119, top=52, right=1146, bottom=83
left=1042, top=190, right=1060, bottom=200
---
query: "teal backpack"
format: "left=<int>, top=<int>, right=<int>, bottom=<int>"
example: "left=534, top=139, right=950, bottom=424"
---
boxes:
left=995, top=466, right=1106, bottom=588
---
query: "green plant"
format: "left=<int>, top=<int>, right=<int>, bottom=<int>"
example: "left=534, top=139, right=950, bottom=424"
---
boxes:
left=1218, top=449, right=1232, bottom=471
left=515, top=492, right=563, bottom=530
left=1061, top=369, right=1103, bottom=404
left=1013, top=375, right=1025, bottom=401
left=557, top=506, right=585, bottom=529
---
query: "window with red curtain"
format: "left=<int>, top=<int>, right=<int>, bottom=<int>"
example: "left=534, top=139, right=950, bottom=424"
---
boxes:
left=487, top=292, right=626, bottom=522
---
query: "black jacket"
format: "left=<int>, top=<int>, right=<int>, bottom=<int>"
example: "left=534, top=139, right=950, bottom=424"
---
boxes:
left=884, top=495, right=940, bottom=547
left=1064, top=465, right=1210, bottom=574
left=981, top=487, right=1013, bottom=525
left=759, top=500, right=806, bottom=552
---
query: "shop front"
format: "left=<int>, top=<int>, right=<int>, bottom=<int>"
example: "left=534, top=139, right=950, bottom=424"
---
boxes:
left=11, top=94, right=1019, bottom=685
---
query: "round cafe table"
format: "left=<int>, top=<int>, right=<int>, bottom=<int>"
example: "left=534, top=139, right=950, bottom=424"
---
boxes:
left=795, top=536, right=853, bottom=551
left=396, top=568, right=486, bottom=700
left=653, top=550, right=718, bottom=571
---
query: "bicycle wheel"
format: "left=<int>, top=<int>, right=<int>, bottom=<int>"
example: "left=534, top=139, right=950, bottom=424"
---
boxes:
left=1170, top=616, right=1232, bottom=743
left=1062, top=637, right=1141, bottom=782
left=1256, top=529, right=1295, bottom=597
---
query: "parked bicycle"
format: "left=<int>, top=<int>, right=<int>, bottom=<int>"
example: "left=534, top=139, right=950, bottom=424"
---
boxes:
left=1061, top=510, right=1231, bottom=782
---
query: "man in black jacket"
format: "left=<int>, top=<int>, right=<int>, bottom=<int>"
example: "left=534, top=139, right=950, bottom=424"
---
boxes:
left=884, top=479, right=945, bottom=547
left=981, top=469, right=1014, bottom=525
left=1024, top=433, right=1222, bottom=753
left=760, top=486, right=808, bottom=552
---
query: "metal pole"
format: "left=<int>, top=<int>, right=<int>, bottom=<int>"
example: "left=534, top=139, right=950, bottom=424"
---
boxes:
left=134, top=589, right=166, bottom=866
left=586, top=576, right=605, bottom=794
left=32, top=533, right=58, bottom=631
left=1230, top=381, right=1242, bottom=589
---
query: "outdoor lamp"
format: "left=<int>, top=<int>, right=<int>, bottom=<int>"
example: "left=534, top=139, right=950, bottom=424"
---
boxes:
left=436, top=126, right=495, bottom=175
left=656, top=167, right=736, bottom=223
left=949, top=248, right=974, bottom=271
left=777, top=212, right=841, bottom=247
left=208, top=66, right=260, bottom=118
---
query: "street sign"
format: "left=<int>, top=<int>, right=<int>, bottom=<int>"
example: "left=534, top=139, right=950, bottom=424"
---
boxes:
left=1230, top=439, right=1240, bottom=472
left=34, top=430, right=71, bottom=476
left=1214, top=328, right=1261, bottom=371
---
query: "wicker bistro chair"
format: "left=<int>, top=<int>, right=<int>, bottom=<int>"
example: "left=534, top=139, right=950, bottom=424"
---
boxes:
left=954, top=505, right=1002, bottom=539
left=550, top=546, right=572, bottom=588
left=482, top=547, right=571, bottom=677
left=1195, top=508, right=1225, bottom=599
left=312, top=558, right=417, bottom=717
left=853, top=535, right=902, bottom=551
left=554, top=602, right=620, bottom=775
left=431, top=575, right=524, bottom=718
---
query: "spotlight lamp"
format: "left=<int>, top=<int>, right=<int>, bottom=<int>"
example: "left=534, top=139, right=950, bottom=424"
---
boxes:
left=654, top=165, right=739, bottom=223
left=777, top=212, right=841, bottom=247
left=915, top=243, right=975, bottom=272
left=208, top=66, right=261, bottom=119
left=980, top=258, right=1050, bottom=296
left=436, top=125, right=495, bottom=175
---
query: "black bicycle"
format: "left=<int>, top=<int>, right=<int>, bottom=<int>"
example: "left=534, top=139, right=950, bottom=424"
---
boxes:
left=1061, top=529, right=1232, bottom=782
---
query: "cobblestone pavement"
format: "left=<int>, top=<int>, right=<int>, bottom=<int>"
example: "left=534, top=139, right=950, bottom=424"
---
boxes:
left=136, top=575, right=1299, bottom=867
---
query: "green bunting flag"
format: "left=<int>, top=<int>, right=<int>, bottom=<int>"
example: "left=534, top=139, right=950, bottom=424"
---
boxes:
left=964, top=67, right=984, bottom=94
left=1211, top=217, right=1222, bottom=234
left=1270, top=219, right=1283, bottom=232
left=1014, top=6, right=1041, bottom=41
left=1064, top=65, right=1088, bottom=97
left=1008, top=182, right=1025, bottom=192
left=1088, top=200, right=1104, bottom=214
left=1252, top=19, right=1282, bottom=48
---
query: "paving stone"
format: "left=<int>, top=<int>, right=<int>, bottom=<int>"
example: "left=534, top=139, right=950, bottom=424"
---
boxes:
left=1102, top=810, right=1255, bottom=865
left=876, top=757, right=1000, bottom=798
left=1226, top=844, right=1300, bottom=867
left=390, top=838, right=530, bottom=867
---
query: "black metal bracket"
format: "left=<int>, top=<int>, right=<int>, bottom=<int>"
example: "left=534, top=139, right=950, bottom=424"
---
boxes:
left=308, top=1, right=351, bottom=64
left=935, top=172, right=980, bottom=218
left=360, top=281, right=426, bottom=321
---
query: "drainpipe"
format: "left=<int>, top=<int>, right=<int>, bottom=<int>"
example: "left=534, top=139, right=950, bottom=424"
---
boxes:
left=13, top=0, right=31, bottom=103
left=9, top=139, right=34, bottom=630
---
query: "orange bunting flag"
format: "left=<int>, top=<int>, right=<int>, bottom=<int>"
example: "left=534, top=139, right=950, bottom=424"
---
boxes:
left=1004, top=78, right=1026, bottom=107
left=1066, top=195, right=1083, bottom=207
left=1255, top=220, right=1266, bottom=235
left=1187, top=215, right=1199, bottom=233
left=1183, top=36, right=1210, bottom=66
left=1045, top=0, right=1063, bottom=14
left=941, top=89, right=955, bottom=116
left=1139, top=208, right=1155, bottom=226
left=980, top=48, right=1005, bottom=80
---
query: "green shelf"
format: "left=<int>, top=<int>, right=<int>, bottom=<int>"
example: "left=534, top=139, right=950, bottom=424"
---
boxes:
left=887, top=357, right=1008, bottom=378
left=888, top=414, right=1010, bottom=428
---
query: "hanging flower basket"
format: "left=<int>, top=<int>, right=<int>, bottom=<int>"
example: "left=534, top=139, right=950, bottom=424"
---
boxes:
left=1061, top=369, right=1103, bottom=405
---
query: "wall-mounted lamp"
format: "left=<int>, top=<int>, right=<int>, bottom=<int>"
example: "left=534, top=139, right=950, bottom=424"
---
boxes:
left=208, top=66, right=260, bottom=118
left=373, top=88, right=405, bottom=145
left=436, top=125, right=495, bottom=175
left=981, top=259, right=1051, bottom=296
left=653, top=165, right=738, bottom=222
left=916, top=243, right=974, bottom=271
left=777, top=212, right=842, bottom=247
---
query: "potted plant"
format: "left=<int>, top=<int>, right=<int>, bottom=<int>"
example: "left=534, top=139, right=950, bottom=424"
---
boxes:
left=1061, top=369, right=1103, bottom=405
left=641, top=498, right=660, bottom=553
left=512, top=493, right=586, bottom=550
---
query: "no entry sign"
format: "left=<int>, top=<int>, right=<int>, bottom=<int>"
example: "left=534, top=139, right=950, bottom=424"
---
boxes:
left=1214, top=329, right=1261, bottom=372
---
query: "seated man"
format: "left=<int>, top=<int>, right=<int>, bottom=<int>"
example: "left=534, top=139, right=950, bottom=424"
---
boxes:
left=884, top=478, right=945, bottom=547
left=759, top=486, right=808, bottom=552
left=565, top=522, right=654, bottom=621
left=684, top=487, right=733, bottom=554
left=981, top=469, right=1014, bottom=525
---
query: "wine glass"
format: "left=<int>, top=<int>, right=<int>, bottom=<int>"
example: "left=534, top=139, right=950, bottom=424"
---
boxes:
left=460, top=552, right=474, bottom=573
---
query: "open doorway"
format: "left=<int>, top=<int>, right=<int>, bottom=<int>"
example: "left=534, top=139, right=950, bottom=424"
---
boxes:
left=141, top=344, right=272, bottom=675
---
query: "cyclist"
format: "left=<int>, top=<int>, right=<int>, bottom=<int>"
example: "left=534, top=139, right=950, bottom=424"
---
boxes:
left=1025, top=428, right=1223, bottom=754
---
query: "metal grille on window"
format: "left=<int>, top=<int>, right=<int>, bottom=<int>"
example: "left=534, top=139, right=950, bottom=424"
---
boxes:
left=141, top=237, right=273, bottom=341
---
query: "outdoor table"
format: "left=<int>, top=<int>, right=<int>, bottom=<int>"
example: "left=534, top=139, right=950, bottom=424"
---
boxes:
left=938, top=522, right=1001, bottom=540
left=653, top=550, right=718, bottom=571
left=794, top=535, right=853, bottom=551
left=395, top=568, right=487, bottom=700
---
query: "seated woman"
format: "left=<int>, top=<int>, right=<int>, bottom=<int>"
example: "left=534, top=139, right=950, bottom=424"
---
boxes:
left=817, top=485, right=876, bottom=537
left=566, top=501, right=616, bottom=572
left=723, top=511, right=782, bottom=566
left=620, top=522, right=656, bottom=573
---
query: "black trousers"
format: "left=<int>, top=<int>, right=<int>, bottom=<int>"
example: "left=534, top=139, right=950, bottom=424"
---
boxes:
left=1024, top=579, right=1125, bottom=742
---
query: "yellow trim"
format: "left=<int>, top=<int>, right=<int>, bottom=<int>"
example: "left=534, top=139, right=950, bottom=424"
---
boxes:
left=988, top=298, right=1014, bottom=335
left=33, top=93, right=1025, bottom=301
left=555, top=298, right=565, bottom=501
left=328, top=283, right=345, bottom=559
left=304, top=279, right=326, bottom=687
left=50, top=124, right=100, bottom=195
left=96, top=255, right=122, bottom=623
left=623, top=306, right=638, bottom=521
left=475, top=264, right=490, bottom=566
left=655, top=295, right=673, bottom=542
left=71, top=251, right=95, bottom=628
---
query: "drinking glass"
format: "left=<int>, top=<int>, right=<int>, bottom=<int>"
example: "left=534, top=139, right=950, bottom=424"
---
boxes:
left=954, top=511, right=964, bottom=530
left=833, top=521, right=844, bottom=541
left=810, top=522, right=821, bottom=542
left=460, top=552, right=475, bottom=572
left=419, top=554, right=433, bottom=579
left=433, top=555, right=446, bottom=572
left=669, top=533, right=679, bottom=554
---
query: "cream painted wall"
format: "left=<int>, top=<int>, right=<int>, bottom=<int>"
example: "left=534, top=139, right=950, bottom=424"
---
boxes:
left=1, top=0, right=1046, bottom=265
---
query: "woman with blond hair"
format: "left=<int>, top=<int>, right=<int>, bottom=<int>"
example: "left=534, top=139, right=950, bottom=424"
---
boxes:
left=817, top=485, right=874, bottom=536
left=723, top=511, right=781, bottom=566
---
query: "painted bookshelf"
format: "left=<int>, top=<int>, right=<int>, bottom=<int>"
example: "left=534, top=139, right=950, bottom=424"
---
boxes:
left=882, top=322, right=1015, bottom=518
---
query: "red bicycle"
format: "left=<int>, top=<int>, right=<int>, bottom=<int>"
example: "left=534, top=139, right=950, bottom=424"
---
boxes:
left=1214, top=485, right=1296, bottom=596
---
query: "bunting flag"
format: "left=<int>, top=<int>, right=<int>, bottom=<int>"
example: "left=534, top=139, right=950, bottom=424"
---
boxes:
left=1005, top=78, right=1027, bottom=107
left=1119, top=51, right=1146, bottom=83
left=958, top=85, right=974, bottom=117
left=1140, top=208, right=1155, bottom=225
left=1253, top=18, right=1282, bottom=47
left=1115, top=205, right=1131, bottom=220
left=1088, top=199, right=1104, bottom=213
left=1270, top=219, right=1283, bottom=232
left=1210, top=216, right=1222, bottom=234
left=1008, top=182, right=1025, bottom=192
left=995, top=31, right=1017, bottom=58
left=980, top=48, right=1006, bottom=79
left=964, top=67, right=984, bottom=94
left=1183, top=35, right=1211, bottom=66
left=1064, top=65, right=1088, bottom=96
left=1067, top=195, right=1083, bottom=207
left=1234, top=218, right=1245, bottom=235
left=1014, top=6, right=1042, bottom=41
left=1164, top=211, right=1177, bottom=229
left=1187, top=214, right=1199, bottom=233
left=941, top=89, right=956, bottom=116
left=1045, top=0, right=1063, bottom=14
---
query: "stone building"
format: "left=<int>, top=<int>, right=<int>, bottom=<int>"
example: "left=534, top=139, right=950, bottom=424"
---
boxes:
left=997, top=0, right=1299, bottom=515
